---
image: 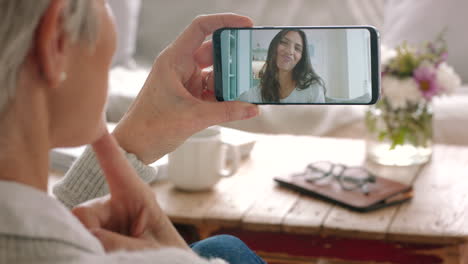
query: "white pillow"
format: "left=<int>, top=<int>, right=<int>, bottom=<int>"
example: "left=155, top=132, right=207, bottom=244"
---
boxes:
left=382, top=0, right=468, bottom=84
left=108, top=0, right=141, bottom=67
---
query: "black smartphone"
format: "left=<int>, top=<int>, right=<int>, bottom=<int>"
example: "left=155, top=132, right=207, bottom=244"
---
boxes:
left=213, top=26, right=380, bottom=105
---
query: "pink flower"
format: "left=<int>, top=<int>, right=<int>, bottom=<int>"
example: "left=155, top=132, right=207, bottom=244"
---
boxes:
left=436, top=51, right=448, bottom=66
left=413, top=65, right=439, bottom=100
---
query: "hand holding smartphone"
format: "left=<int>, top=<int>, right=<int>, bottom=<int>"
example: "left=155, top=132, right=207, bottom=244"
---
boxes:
left=213, top=26, right=380, bottom=105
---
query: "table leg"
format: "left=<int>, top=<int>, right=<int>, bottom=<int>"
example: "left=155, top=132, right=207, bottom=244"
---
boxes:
left=460, top=243, right=468, bottom=264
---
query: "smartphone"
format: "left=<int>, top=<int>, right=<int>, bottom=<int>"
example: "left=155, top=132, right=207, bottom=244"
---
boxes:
left=213, top=26, right=380, bottom=105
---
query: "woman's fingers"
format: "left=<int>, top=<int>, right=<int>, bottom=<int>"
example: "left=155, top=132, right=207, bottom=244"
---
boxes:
left=72, top=197, right=113, bottom=230
left=189, top=68, right=216, bottom=101
left=194, top=40, right=213, bottom=69
left=91, top=132, right=143, bottom=198
left=200, top=69, right=216, bottom=101
left=131, top=207, right=148, bottom=237
left=72, top=206, right=102, bottom=230
left=91, top=228, right=157, bottom=252
left=194, top=101, right=259, bottom=128
left=173, top=13, right=253, bottom=56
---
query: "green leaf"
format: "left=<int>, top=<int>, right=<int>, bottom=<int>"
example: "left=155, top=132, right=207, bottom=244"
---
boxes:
left=390, top=127, right=407, bottom=149
left=378, top=131, right=387, bottom=141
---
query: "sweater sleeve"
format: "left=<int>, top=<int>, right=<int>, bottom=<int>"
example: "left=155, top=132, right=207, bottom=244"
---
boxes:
left=52, top=145, right=158, bottom=209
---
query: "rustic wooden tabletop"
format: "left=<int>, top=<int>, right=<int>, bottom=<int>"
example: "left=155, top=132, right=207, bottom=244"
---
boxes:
left=48, top=134, right=468, bottom=263
left=151, top=135, right=468, bottom=263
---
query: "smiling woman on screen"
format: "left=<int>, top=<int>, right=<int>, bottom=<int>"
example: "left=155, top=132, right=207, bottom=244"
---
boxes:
left=239, top=29, right=326, bottom=103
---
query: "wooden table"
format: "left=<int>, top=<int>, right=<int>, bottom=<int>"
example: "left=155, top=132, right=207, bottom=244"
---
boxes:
left=151, top=135, right=468, bottom=264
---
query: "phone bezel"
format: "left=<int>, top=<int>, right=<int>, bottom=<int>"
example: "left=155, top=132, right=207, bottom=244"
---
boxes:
left=212, top=26, right=380, bottom=105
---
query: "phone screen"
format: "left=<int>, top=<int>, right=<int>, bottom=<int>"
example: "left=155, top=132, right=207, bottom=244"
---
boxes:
left=213, top=27, right=380, bottom=105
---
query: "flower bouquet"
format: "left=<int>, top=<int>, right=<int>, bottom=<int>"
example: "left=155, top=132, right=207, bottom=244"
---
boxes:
left=366, top=35, right=461, bottom=166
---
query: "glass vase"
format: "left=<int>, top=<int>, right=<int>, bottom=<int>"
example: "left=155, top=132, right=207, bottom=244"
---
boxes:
left=365, top=99, right=433, bottom=166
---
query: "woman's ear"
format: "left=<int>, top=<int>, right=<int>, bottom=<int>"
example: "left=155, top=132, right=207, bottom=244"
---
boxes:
left=35, top=0, right=70, bottom=89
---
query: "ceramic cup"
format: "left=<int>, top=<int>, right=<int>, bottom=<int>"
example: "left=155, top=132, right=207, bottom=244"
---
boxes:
left=168, top=127, right=240, bottom=191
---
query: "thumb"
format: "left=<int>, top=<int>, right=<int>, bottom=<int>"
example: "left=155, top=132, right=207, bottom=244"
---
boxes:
left=196, top=101, right=259, bottom=127
left=72, top=204, right=104, bottom=230
left=91, top=228, right=156, bottom=252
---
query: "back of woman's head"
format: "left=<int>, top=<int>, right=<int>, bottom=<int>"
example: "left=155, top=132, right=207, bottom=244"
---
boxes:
left=259, top=29, right=324, bottom=102
left=0, top=0, right=97, bottom=113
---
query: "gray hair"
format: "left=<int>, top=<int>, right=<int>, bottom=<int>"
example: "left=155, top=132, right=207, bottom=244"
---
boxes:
left=0, top=0, right=98, bottom=113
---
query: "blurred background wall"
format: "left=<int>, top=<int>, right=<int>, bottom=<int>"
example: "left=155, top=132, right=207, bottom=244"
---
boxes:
left=134, top=0, right=384, bottom=66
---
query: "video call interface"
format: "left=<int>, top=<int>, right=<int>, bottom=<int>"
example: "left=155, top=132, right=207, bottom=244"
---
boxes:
left=219, top=28, right=373, bottom=104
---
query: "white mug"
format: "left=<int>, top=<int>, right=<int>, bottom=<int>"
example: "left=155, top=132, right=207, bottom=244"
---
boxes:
left=168, top=127, right=240, bottom=191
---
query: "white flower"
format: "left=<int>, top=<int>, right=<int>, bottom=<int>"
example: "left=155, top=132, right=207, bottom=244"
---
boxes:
left=381, top=45, right=397, bottom=66
left=436, top=62, right=461, bottom=94
left=382, top=75, right=423, bottom=109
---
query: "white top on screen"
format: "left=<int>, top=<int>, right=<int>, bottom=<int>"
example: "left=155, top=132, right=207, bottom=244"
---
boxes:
left=238, top=83, right=325, bottom=103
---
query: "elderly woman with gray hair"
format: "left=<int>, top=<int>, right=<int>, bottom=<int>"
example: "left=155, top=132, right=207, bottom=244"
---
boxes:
left=0, top=0, right=264, bottom=263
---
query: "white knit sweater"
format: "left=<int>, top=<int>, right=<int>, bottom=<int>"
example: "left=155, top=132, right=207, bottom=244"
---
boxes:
left=0, top=146, right=227, bottom=264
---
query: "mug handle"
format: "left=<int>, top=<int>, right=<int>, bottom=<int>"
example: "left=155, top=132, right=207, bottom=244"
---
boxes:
left=219, top=143, right=240, bottom=177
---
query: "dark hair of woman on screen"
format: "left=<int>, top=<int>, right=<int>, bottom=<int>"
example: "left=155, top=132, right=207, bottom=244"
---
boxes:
left=239, top=29, right=326, bottom=103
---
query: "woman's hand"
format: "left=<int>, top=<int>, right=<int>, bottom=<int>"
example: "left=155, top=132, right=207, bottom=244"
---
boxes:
left=72, top=131, right=188, bottom=252
left=112, top=14, right=259, bottom=164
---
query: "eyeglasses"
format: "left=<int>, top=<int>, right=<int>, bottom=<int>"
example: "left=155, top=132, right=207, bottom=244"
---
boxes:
left=293, top=161, right=376, bottom=195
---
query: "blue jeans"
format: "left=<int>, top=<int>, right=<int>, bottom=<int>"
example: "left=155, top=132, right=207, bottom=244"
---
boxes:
left=190, top=235, right=267, bottom=264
